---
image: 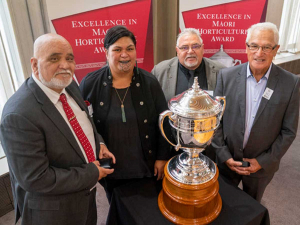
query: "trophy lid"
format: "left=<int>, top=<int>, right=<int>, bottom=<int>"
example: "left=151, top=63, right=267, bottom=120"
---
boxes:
left=210, top=44, right=234, bottom=60
left=169, top=77, right=223, bottom=119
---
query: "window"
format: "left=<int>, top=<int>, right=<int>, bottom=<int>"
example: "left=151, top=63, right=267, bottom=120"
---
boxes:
left=0, top=0, right=24, bottom=118
left=0, top=0, right=24, bottom=160
left=278, top=0, right=300, bottom=53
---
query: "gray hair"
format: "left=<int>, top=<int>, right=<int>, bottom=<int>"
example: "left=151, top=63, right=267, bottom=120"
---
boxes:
left=246, top=22, right=279, bottom=44
left=176, top=28, right=203, bottom=46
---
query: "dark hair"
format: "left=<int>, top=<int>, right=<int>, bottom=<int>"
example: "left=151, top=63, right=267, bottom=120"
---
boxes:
left=104, top=25, right=136, bottom=49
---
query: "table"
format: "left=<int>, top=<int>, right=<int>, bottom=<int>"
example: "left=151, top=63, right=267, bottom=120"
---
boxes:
left=107, top=176, right=270, bottom=225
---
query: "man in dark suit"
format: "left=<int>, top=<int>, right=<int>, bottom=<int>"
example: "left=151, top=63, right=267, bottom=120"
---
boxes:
left=212, top=22, right=300, bottom=202
left=0, top=33, right=115, bottom=225
left=152, top=28, right=225, bottom=102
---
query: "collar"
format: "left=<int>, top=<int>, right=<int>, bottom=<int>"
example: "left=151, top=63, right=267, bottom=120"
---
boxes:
left=247, top=62, right=272, bottom=80
left=178, top=60, right=204, bottom=75
left=32, top=73, right=68, bottom=104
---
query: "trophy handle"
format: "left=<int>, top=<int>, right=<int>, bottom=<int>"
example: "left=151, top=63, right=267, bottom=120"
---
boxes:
left=215, top=96, right=226, bottom=118
left=159, top=110, right=177, bottom=148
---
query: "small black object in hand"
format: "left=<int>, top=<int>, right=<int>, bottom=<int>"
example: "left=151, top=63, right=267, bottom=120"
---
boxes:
left=238, top=161, right=250, bottom=167
left=99, top=158, right=113, bottom=169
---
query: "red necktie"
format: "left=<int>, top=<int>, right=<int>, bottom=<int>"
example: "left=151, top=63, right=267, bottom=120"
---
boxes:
left=60, top=93, right=95, bottom=162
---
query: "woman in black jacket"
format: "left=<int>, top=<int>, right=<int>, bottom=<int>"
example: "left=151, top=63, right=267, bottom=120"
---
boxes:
left=79, top=25, right=170, bottom=202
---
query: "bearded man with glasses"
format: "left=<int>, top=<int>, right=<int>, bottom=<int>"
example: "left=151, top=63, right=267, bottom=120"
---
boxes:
left=211, top=22, right=300, bottom=202
left=151, top=28, right=225, bottom=103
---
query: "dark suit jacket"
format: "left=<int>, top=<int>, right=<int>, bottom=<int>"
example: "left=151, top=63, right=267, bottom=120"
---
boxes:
left=212, top=63, right=300, bottom=178
left=151, top=57, right=226, bottom=102
left=0, top=77, right=101, bottom=225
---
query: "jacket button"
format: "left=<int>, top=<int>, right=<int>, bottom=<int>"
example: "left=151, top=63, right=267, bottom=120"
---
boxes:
left=100, top=102, right=104, bottom=106
left=103, top=82, right=107, bottom=86
left=97, top=120, right=100, bottom=123
left=144, top=119, right=147, bottom=123
left=108, top=76, right=111, bottom=79
left=145, top=135, right=149, bottom=139
left=140, top=101, right=144, bottom=105
left=149, top=150, right=152, bottom=154
left=133, top=76, right=136, bottom=80
left=239, top=149, right=243, bottom=152
left=136, top=83, right=140, bottom=87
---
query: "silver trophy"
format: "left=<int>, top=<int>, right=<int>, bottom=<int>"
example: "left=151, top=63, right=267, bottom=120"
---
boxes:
left=158, top=77, right=226, bottom=224
left=159, top=77, right=226, bottom=184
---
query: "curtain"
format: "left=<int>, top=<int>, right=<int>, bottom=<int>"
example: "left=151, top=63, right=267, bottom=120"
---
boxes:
left=278, top=0, right=300, bottom=53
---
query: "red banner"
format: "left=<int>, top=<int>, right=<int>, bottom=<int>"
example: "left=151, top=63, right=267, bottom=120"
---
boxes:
left=180, top=0, right=268, bottom=65
left=51, top=0, right=153, bottom=83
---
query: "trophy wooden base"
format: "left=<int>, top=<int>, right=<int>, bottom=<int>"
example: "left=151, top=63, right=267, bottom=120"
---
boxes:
left=158, top=163, right=222, bottom=225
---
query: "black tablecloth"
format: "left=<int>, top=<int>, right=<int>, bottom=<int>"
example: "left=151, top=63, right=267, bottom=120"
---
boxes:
left=107, top=175, right=270, bottom=225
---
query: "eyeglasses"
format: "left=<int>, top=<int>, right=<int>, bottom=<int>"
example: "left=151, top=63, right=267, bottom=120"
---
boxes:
left=246, top=43, right=277, bottom=53
left=177, top=44, right=202, bottom=52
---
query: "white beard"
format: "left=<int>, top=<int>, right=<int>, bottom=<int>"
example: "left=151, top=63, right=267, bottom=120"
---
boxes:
left=184, top=55, right=199, bottom=68
left=38, top=66, right=73, bottom=90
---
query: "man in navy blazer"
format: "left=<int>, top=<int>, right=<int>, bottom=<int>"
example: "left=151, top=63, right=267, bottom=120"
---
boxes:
left=212, top=22, right=300, bottom=202
left=0, top=34, right=115, bottom=225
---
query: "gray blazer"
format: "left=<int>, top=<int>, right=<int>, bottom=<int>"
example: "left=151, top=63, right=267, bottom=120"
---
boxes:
left=0, top=77, right=101, bottom=225
left=212, top=63, right=300, bottom=178
left=151, top=57, right=226, bottom=102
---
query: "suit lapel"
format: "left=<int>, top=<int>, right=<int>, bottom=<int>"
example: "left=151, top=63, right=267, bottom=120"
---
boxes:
left=67, top=83, right=100, bottom=156
left=237, top=64, right=247, bottom=132
left=253, top=64, right=279, bottom=125
left=167, top=58, right=178, bottom=101
left=28, top=78, right=87, bottom=163
left=203, top=58, right=216, bottom=90
left=67, top=85, right=88, bottom=115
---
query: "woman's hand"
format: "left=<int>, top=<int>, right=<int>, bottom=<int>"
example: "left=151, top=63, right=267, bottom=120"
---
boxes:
left=154, top=160, right=167, bottom=180
left=99, top=144, right=116, bottom=164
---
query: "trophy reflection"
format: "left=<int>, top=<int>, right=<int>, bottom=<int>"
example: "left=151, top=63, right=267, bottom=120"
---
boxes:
left=158, top=77, right=226, bottom=225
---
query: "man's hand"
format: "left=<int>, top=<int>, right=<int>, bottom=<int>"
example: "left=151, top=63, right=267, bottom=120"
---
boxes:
left=99, top=144, right=116, bottom=164
left=154, top=160, right=167, bottom=180
left=92, top=161, right=114, bottom=180
left=243, top=158, right=262, bottom=173
left=225, top=158, right=250, bottom=175
left=225, top=158, right=262, bottom=175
